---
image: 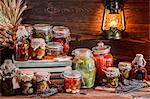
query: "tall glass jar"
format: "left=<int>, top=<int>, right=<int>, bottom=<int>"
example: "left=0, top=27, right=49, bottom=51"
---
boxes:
left=52, top=26, right=71, bottom=55
left=33, top=24, right=52, bottom=43
left=72, top=48, right=96, bottom=88
left=92, top=42, right=113, bottom=84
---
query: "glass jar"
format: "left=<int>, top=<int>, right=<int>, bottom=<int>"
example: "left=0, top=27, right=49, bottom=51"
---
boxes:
left=33, top=24, right=52, bottom=43
left=72, top=48, right=96, bottom=88
left=23, top=24, right=33, bottom=43
left=20, top=71, right=34, bottom=95
left=104, top=67, right=120, bottom=88
left=118, top=62, right=131, bottom=83
left=63, top=70, right=81, bottom=94
left=30, top=38, right=46, bottom=60
left=92, top=42, right=113, bottom=84
left=52, top=26, right=71, bottom=55
left=46, top=42, right=63, bottom=59
left=35, top=72, right=50, bottom=93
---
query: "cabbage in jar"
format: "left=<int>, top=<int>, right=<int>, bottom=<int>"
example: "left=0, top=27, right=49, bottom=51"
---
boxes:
left=72, top=48, right=96, bottom=88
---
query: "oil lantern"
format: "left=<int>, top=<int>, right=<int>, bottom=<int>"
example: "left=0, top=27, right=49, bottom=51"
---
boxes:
left=102, top=0, right=126, bottom=39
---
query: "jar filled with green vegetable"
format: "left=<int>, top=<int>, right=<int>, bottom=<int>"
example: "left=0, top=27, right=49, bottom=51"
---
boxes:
left=33, top=24, right=52, bottom=43
left=72, top=48, right=96, bottom=88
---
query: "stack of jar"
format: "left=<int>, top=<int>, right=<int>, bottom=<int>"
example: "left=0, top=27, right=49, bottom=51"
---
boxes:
left=15, top=24, right=71, bottom=61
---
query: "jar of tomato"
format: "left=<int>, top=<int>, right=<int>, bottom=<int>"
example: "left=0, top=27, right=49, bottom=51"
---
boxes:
left=63, top=70, right=81, bottom=94
left=72, top=48, right=96, bottom=88
left=92, top=42, right=113, bottom=84
left=52, top=26, right=71, bottom=55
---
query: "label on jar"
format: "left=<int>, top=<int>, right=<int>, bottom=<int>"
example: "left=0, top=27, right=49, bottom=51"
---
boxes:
left=31, top=38, right=45, bottom=51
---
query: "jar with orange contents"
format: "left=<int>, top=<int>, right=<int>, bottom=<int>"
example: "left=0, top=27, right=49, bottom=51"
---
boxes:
left=92, top=42, right=113, bottom=84
left=63, top=70, right=81, bottom=94
left=52, top=26, right=71, bottom=55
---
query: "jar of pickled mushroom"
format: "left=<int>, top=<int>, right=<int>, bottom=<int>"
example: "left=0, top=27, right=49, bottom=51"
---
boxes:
left=46, top=42, right=63, bottom=59
left=52, top=26, right=71, bottom=55
left=35, top=72, right=50, bottom=93
left=118, top=62, right=132, bottom=84
left=92, top=42, right=113, bottom=84
left=104, top=67, right=120, bottom=88
left=63, top=70, right=81, bottom=94
left=33, top=24, right=52, bottom=43
left=72, top=48, right=96, bottom=88
left=30, top=38, right=46, bottom=60
left=20, top=71, right=34, bottom=95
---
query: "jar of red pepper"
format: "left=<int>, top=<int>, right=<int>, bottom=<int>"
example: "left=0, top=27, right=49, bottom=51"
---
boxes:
left=63, top=70, right=81, bottom=94
left=92, top=42, right=113, bottom=84
left=52, top=26, right=71, bottom=55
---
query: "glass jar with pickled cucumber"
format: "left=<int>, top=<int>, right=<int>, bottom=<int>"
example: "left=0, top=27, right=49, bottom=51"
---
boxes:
left=72, top=48, right=96, bottom=88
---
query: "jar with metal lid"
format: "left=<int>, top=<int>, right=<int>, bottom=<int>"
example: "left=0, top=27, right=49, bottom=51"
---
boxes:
left=46, top=42, right=63, bottom=59
left=103, top=67, right=120, bottom=88
left=63, top=70, right=81, bottom=94
left=35, top=72, right=50, bottom=93
left=118, top=62, right=131, bottom=83
left=52, top=26, right=71, bottom=55
left=72, top=48, right=96, bottom=88
left=30, top=38, right=46, bottom=60
left=92, top=42, right=113, bottom=84
left=20, top=71, right=34, bottom=95
left=33, top=24, right=52, bottom=43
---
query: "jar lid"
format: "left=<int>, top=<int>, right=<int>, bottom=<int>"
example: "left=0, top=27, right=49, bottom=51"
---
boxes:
left=92, top=42, right=111, bottom=54
left=104, top=67, right=120, bottom=77
left=35, top=71, right=50, bottom=82
left=47, top=42, right=63, bottom=49
left=4, top=59, right=12, bottom=63
left=23, top=24, right=33, bottom=31
left=20, top=71, right=34, bottom=82
left=53, top=26, right=70, bottom=38
left=63, top=70, right=81, bottom=79
left=31, top=38, right=45, bottom=50
left=33, top=24, right=52, bottom=31
left=72, top=48, right=93, bottom=58
left=118, top=62, right=132, bottom=71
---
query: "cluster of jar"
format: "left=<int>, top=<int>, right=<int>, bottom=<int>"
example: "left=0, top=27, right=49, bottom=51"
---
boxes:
left=64, top=42, right=147, bottom=94
left=15, top=24, right=71, bottom=61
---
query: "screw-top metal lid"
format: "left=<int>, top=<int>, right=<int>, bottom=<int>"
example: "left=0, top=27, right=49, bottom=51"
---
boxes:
left=92, top=42, right=111, bottom=55
left=63, top=70, right=81, bottom=79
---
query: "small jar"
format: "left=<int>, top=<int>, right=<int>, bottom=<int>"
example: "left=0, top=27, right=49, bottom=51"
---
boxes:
left=72, top=48, right=96, bottom=88
left=33, top=24, right=52, bottom=43
left=118, top=62, right=131, bottom=82
left=52, top=26, right=71, bottom=55
left=30, top=38, right=46, bottom=60
left=63, top=70, right=81, bottom=94
left=104, top=67, right=120, bottom=88
left=46, top=42, right=63, bottom=58
left=35, top=72, right=50, bottom=93
left=20, top=71, right=34, bottom=95
left=92, top=42, right=113, bottom=84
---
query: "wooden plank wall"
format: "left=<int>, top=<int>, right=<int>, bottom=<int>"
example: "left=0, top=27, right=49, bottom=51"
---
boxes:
left=22, top=0, right=150, bottom=39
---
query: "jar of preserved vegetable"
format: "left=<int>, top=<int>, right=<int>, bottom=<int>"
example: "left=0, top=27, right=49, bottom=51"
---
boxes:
left=15, top=26, right=29, bottom=61
left=46, top=42, right=63, bottom=59
left=33, top=24, right=52, bottom=43
left=104, top=67, right=120, bottom=88
left=63, top=70, right=81, bottom=94
left=30, top=38, right=46, bottom=60
left=92, top=42, right=113, bottom=84
left=118, top=62, right=131, bottom=84
left=52, top=26, right=71, bottom=55
left=20, top=71, right=34, bottom=95
left=72, top=48, right=96, bottom=88
left=35, top=72, right=50, bottom=93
